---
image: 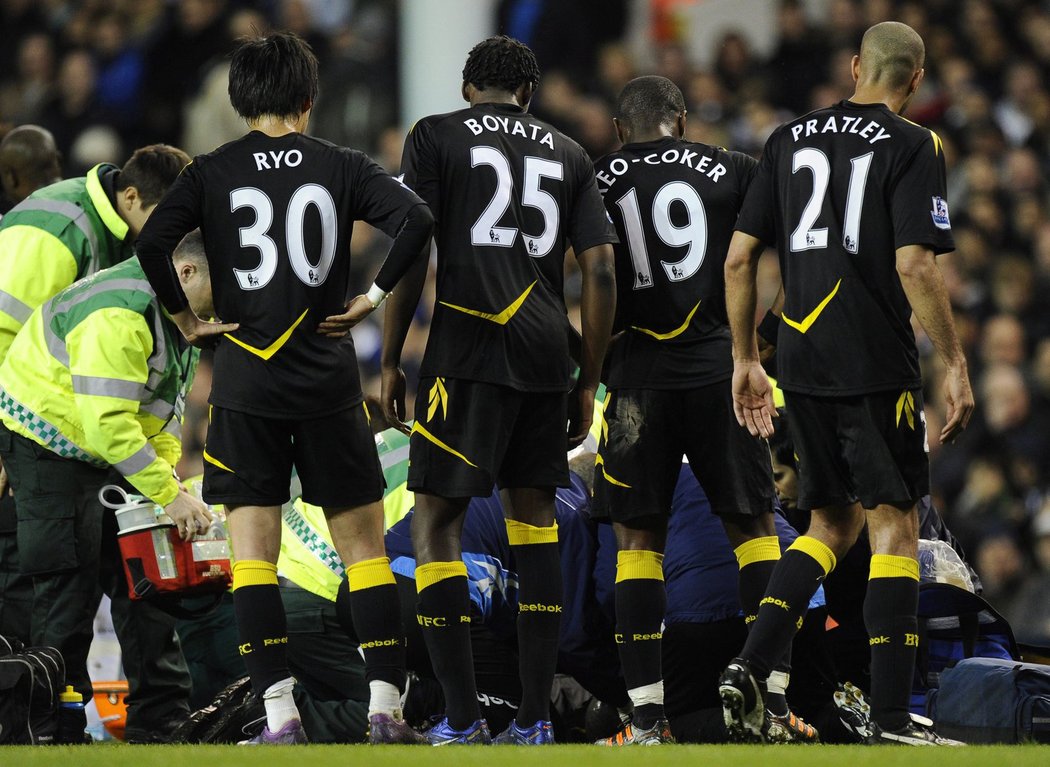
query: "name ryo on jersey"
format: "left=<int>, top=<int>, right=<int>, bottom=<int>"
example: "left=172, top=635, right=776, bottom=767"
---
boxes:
left=252, top=149, right=304, bottom=171
left=463, top=113, right=555, bottom=149
left=596, top=149, right=727, bottom=194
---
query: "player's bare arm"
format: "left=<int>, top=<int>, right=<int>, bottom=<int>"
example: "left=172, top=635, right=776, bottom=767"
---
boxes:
left=379, top=248, right=430, bottom=433
left=896, top=244, right=974, bottom=443
left=570, top=242, right=616, bottom=448
left=757, top=283, right=784, bottom=362
left=725, top=230, right=776, bottom=438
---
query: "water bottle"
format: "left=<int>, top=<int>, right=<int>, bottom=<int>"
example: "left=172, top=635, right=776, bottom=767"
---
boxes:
left=57, top=685, right=88, bottom=744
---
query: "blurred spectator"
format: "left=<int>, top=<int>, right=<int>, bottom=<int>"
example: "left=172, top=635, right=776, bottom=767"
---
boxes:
left=140, top=0, right=231, bottom=145
left=765, top=0, right=829, bottom=114
left=973, top=530, right=1026, bottom=619
left=0, top=33, right=55, bottom=124
left=36, top=49, right=112, bottom=164
left=1007, top=505, right=1050, bottom=646
left=182, top=8, right=272, bottom=157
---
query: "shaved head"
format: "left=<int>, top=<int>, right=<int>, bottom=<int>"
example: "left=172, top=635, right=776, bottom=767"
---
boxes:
left=858, top=21, right=925, bottom=91
left=0, top=125, right=61, bottom=205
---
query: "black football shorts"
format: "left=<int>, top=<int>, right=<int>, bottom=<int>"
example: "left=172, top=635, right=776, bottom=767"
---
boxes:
left=591, top=381, right=775, bottom=523
left=784, top=388, right=930, bottom=511
left=407, top=377, right=569, bottom=497
left=202, top=402, right=385, bottom=508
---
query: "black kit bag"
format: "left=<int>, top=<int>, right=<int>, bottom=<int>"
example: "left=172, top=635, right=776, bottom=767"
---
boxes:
left=0, top=634, right=64, bottom=744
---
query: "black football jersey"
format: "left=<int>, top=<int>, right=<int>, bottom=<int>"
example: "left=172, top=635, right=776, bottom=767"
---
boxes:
left=594, top=137, right=757, bottom=389
left=138, top=131, right=424, bottom=417
left=736, top=100, right=954, bottom=396
left=400, top=102, right=617, bottom=392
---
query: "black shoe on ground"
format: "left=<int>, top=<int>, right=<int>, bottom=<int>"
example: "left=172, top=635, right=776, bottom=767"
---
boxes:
left=866, top=714, right=965, bottom=746
left=718, top=659, right=766, bottom=742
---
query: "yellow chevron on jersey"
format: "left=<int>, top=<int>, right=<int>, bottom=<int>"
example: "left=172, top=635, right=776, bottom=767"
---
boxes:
left=427, top=377, right=449, bottom=422
left=782, top=279, right=842, bottom=334
left=630, top=299, right=702, bottom=341
left=224, top=307, right=309, bottom=361
left=439, top=281, right=536, bottom=325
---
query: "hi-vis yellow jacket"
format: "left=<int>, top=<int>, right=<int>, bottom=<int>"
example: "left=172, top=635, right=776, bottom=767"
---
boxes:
left=0, top=258, right=198, bottom=506
left=277, top=428, right=414, bottom=602
left=0, top=163, right=134, bottom=364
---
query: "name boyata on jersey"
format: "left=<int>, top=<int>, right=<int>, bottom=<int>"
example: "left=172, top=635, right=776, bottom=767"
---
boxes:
left=463, top=114, right=555, bottom=149
left=790, top=114, right=891, bottom=144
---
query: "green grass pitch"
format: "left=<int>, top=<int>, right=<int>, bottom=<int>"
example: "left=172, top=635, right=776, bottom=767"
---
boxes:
left=6, top=744, right=1050, bottom=766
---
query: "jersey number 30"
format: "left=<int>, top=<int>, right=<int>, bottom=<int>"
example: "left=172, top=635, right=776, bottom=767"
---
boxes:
left=230, top=184, right=337, bottom=290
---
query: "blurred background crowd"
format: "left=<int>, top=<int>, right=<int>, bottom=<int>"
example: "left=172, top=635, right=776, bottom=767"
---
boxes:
left=2, top=0, right=1049, bottom=644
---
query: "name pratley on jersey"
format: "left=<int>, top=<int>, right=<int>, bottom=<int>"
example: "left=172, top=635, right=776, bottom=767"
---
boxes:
left=790, top=114, right=892, bottom=144
left=595, top=148, right=727, bottom=195
left=464, top=113, right=555, bottom=149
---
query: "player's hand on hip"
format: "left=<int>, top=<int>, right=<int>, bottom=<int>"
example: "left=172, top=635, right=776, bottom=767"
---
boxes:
left=164, top=488, right=215, bottom=541
left=381, top=365, right=411, bottom=434
left=567, top=384, right=596, bottom=449
left=940, top=364, right=974, bottom=444
left=732, top=360, right=776, bottom=438
left=317, top=295, right=374, bottom=338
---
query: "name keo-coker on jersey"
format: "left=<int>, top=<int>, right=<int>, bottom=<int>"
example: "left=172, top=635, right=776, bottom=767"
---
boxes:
left=596, top=149, right=727, bottom=195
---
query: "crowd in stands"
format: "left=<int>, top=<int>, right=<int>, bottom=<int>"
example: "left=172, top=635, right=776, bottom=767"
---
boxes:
left=2, top=0, right=1048, bottom=646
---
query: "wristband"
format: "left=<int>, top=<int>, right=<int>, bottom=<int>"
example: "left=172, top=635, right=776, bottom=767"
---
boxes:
left=757, top=309, right=781, bottom=346
left=366, top=283, right=389, bottom=309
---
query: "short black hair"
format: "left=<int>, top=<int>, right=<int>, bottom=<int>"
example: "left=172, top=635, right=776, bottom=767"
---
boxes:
left=617, top=76, right=686, bottom=133
left=228, top=31, right=319, bottom=120
left=462, top=35, right=540, bottom=93
left=117, top=144, right=191, bottom=206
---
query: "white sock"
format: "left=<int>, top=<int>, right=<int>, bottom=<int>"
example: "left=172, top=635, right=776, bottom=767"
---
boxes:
left=766, top=670, right=790, bottom=696
left=262, top=677, right=300, bottom=730
left=368, top=679, right=403, bottom=719
left=627, top=680, right=664, bottom=708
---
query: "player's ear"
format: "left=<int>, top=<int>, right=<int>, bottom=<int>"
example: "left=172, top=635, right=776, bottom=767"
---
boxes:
left=851, top=54, right=861, bottom=83
left=121, top=185, right=139, bottom=211
left=613, top=117, right=627, bottom=145
left=176, top=261, right=195, bottom=282
left=910, top=68, right=925, bottom=96
left=677, top=110, right=687, bottom=139
left=519, top=81, right=535, bottom=109
left=461, top=81, right=473, bottom=103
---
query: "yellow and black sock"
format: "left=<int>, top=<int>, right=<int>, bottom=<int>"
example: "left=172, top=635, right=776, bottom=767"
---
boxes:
left=864, top=554, right=920, bottom=732
left=507, top=519, right=562, bottom=725
left=739, top=536, right=835, bottom=679
left=232, top=560, right=290, bottom=695
left=735, top=536, right=781, bottom=629
left=614, top=549, right=666, bottom=729
left=416, top=561, right=479, bottom=729
left=339, top=556, right=405, bottom=689
left=735, top=536, right=789, bottom=713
